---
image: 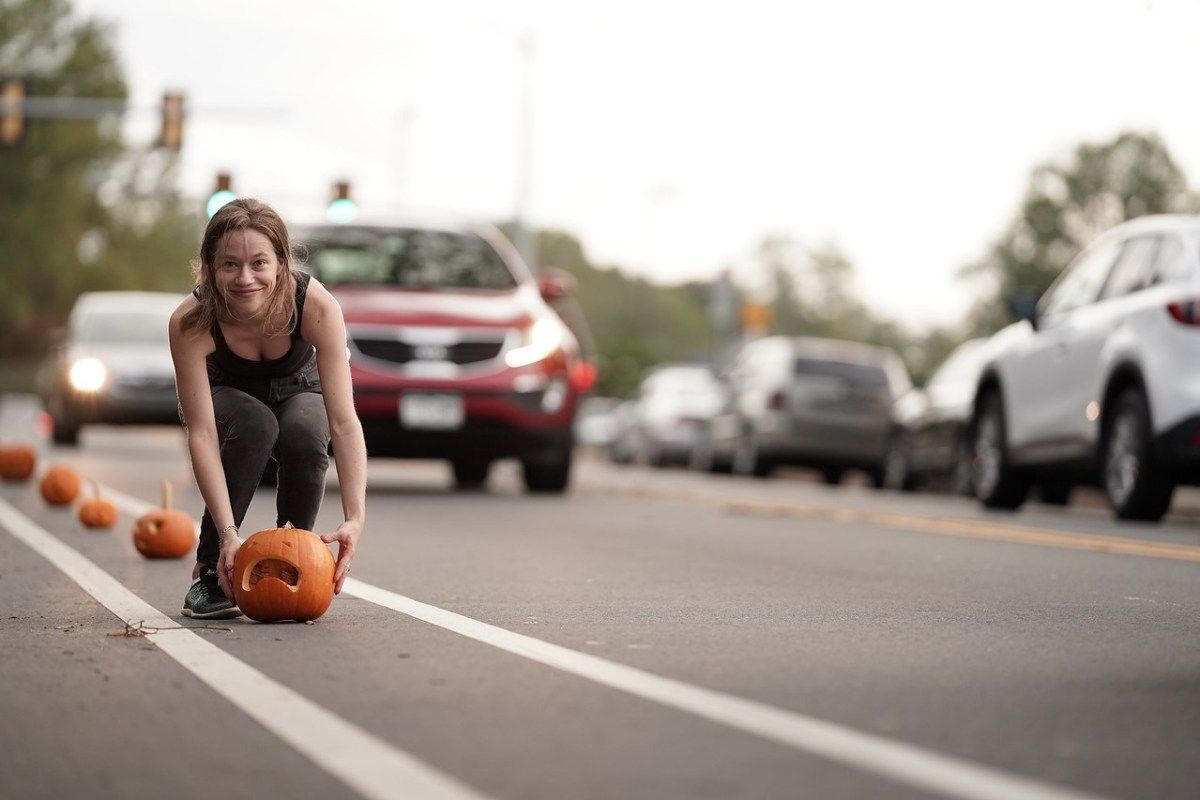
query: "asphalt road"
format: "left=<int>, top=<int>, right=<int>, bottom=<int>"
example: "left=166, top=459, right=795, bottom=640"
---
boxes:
left=2, top=401, right=1198, bottom=800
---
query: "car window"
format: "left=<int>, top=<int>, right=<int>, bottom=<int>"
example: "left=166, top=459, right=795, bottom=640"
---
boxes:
left=1040, top=238, right=1122, bottom=317
left=1102, top=235, right=1160, bottom=300
left=304, top=229, right=518, bottom=290
left=793, top=358, right=889, bottom=391
left=1154, top=235, right=1190, bottom=284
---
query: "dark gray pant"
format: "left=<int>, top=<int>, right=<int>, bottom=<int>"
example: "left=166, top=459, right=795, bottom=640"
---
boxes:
left=196, top=386, right=330, bottom=568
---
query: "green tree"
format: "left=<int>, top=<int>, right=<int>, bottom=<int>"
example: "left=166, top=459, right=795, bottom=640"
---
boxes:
left=537, top=228, right=713, bottom=397
left=961, top=131, right=1196, bottom=334
left=0, top=0, right=197, bottom=366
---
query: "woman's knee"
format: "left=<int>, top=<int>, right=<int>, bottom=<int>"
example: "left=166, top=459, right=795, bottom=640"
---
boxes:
left=214, top=389, right=279, bottom=449
left=275, top=395, right=330, bottom=463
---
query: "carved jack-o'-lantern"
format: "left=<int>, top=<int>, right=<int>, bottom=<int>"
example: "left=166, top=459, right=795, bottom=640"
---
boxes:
left=40, top=463, right=81, bottom=505
left=78, top=480, right=118, bottom=529
left=0, top=444, right=36, bottom=482
left=132, top=480, right=195, bottom=559
left=232, top=524, right=335, bottom=623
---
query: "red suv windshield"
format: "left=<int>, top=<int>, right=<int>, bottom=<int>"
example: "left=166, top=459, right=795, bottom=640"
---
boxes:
left=302, top=227, right=519, bottom=291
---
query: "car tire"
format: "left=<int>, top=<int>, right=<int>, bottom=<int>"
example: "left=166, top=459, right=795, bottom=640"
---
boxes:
left=732, top=430, right=772, bottom=478
left=1037, top=479, right=1073, bottom=507
left=452, top=458, right=492, bottom=491
left=51, top=412, right=80, bottom=446
left=523, top=445, right=572, bottom=494
left=972, top=392, right=1029, bottom=510
left=950, top=436, right=975, bottom=497
left=1103, top=388, right=1174, bottom=522
left=820, top=467, right=845, bottom=485
left=882, top=431, right=916, bottom=492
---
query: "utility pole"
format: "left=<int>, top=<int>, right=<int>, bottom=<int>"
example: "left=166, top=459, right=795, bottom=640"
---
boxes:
left=514, top=27, right=537, bottom=272
left=390, top=104, right=418, bottom=207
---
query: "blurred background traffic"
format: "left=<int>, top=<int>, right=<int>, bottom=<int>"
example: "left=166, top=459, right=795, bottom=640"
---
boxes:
left=5, top=0, right=1200, bottom=519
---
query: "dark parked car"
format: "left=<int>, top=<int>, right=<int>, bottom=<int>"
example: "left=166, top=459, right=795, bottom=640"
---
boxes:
left=694, top=336, right=911, bottom=483
left=39, top=291, right=185, bottom=445
left=296, top=218, right=595, bottom=493
left=884, top=338, right=988, bottom=494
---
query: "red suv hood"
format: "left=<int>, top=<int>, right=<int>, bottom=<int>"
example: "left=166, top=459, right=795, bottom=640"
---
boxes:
left=331, top=285, right=538, bottom=328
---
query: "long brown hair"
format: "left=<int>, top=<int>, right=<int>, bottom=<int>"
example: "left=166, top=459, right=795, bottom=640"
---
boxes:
left=180, top=198, right=299, bottom=337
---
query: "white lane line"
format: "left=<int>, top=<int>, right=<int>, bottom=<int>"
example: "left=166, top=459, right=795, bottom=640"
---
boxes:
left=342, top=580, right=1107, bottom=800
left=0, top=499, right=487, bottom=800
left=101, top=486, right=1109, bottom=800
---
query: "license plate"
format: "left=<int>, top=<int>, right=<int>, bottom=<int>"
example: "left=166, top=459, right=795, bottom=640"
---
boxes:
left=400, top=393, right=464, bottom=430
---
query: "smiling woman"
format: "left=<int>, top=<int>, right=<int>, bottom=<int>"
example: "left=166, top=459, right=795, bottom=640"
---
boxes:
left=170, top=199, right=367, bottom=621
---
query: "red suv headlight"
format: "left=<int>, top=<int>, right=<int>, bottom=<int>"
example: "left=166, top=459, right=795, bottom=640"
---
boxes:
left=505, top=317, right=565, bottom=368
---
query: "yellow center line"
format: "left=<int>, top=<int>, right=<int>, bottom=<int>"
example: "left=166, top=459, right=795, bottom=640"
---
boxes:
left=582, top=483, right=1200, bottom=564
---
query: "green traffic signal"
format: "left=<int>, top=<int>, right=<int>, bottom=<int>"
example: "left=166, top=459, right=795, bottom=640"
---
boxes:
left=206, top=189, right=237, bottom=219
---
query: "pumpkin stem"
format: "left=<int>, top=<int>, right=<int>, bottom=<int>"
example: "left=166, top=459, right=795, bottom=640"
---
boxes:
left=89, top=479, right=100, bottom=499
left=284, top=521, right=294, bottom=529
left=161, top=479, right=173, bottom=510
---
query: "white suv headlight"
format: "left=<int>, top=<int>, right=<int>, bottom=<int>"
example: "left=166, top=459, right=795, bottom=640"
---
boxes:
left=505, top=317, right=564, bottom=368
left=68, top=358, right=107, bottom=391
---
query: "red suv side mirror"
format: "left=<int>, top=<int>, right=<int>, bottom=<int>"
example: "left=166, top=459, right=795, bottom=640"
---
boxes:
left=537, top=268, right=575, bottom=302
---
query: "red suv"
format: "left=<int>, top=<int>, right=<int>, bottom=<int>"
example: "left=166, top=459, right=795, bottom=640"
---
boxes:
left=295, top=220, right=595, bottom=493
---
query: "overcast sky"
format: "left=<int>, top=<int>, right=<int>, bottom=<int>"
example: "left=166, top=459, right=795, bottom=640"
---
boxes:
left=74, top=0, right=1200, bottom=330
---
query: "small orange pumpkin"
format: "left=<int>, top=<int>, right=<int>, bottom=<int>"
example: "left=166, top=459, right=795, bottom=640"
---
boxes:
left=0, top=444, right=36, bottom=482
left=40, top=463, right=81, bottom=506
left=232, top=524, right=336, bottom=623
left=78, top=480, right=118, bottom=529
left=132, top=480, right=196, bottom=559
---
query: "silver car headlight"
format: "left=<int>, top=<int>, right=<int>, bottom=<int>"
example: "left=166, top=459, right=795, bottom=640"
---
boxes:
left=68, top=358, right=106, bottom=392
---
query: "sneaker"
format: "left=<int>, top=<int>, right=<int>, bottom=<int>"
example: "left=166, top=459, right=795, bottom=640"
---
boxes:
left=182, top=567, right=242, bottom=620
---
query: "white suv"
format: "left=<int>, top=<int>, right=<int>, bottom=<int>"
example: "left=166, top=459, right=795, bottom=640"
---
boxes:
left=970, top=214, right=1200, bottom=521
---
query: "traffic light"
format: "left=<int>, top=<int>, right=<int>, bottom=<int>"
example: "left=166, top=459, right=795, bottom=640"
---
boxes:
left=1, top=78, right=26, bottom=147
left=326, top=180, right=357, bottom=223
left=159, top=91, right=185, bottom=151
left=206, top=172, right=236, bottom=219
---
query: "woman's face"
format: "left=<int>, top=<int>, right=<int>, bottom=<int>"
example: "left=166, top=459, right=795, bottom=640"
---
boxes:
left=213, top=229, right=282, bottom=319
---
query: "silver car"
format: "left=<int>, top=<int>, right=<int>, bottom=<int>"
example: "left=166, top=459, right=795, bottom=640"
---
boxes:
left=39, top=291, right=184, bottom=445
left=696, top=336, right=911, bottom=483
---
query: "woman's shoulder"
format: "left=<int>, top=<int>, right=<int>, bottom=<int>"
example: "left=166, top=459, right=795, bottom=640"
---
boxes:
left=299, top=277, right=346, bottom=345
left=169, top=295, right=215, bottom=352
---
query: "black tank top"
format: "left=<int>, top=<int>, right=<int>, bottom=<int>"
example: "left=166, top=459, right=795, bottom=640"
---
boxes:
left=194, top=271, right=315, bottom=380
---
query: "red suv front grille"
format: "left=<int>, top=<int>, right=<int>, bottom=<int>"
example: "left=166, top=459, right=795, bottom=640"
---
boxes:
left=353, top=337, right=504, bottom=366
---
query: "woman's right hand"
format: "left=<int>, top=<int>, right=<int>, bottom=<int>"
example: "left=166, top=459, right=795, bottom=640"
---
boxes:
left=216, top=531, right=243, bottom=600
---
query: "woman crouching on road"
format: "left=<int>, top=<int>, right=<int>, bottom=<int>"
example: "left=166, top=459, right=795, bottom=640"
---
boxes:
left=169, top=198, right=366, bottom=619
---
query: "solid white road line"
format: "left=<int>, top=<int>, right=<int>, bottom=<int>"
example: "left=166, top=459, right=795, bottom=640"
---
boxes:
left=101, top=486, right=1109, bottom=800
left=341, top=579, right=1108, bottom=800
left=0, top=499, right=488, bottom=800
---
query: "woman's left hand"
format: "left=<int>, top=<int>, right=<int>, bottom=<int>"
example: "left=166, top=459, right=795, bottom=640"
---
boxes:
left=320, top=520, right=362, bottom=594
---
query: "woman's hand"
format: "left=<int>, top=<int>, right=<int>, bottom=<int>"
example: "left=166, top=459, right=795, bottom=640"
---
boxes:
left=216, top=531, right=243, bottom=600
left=321, top=520, right=362, bottom=595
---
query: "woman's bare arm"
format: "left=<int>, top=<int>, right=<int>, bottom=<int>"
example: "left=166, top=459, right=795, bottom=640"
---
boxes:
left=302, top=278, right=367, bottom=592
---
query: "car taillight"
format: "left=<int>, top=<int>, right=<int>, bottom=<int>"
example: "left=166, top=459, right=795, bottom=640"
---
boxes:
left=768, top=390, right=786, bottom=410
left=1167, top=300, right=1200, bottom=325
left=569, top=361, right=597, bottom=391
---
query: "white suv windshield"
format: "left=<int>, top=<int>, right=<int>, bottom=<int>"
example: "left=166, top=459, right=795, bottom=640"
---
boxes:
left=303, top=228, right=518, bottom=290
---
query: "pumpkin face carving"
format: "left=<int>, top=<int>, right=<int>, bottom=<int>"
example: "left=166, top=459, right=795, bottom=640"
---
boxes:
left=133, top=480, right=195, bottom=559
left=232, top=525, right=335, bottom=623
left=78, top=480, right=118, bottom=529
left=40, top=463, right=81, bottom=505
left=0, top=444, right=36, bottom=482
